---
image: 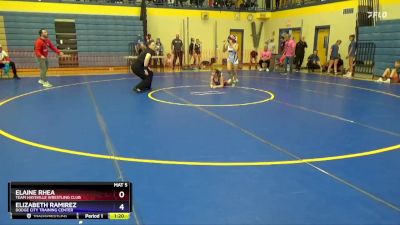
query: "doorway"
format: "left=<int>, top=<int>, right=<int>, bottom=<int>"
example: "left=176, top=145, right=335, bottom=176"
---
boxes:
left=55, top=19, right=78, bottom=67
left=314, top=26, right=330, bottom=65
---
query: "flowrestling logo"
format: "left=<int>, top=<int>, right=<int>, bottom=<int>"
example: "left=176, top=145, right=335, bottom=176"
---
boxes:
left=367, top=11, right=388, bottom=19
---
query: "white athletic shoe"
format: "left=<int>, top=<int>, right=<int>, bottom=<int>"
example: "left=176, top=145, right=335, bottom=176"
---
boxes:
left=376, top=77, right=383, bottom=82
left=43, top=81, right=53, bottom=88
left=38, top=79, right=44, bottom=84
left=383, top=79, right=391, bottom=83
left=266, top=68, right=270, bottom=72
left=259, top=68, right=264, bottom=71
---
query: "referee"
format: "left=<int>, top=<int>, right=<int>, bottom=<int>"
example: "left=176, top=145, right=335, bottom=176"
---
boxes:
left=132, top=40, right=156, bottom=93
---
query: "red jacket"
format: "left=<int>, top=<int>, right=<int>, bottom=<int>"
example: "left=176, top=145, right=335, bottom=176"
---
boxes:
left=34, top=37, right=61, bottom=57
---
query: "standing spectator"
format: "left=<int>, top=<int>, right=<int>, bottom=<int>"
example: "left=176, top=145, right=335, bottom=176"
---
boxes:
left=275, top=0, right=280, bottom=9
left=344, top=34, right=356, bottom=78
left=307, top=50, right=322, bottom=73
left=281, top=0, right=287, bottom=8
left=249, top=49, right=258, bottom=70
left=145, top=34, right=153, bottom=45
left=0, top=44, right=20, bottom=79
left=283, top=35, right=296, bottom=74
left=174, top=0, right=184, bottom=7
left=135, top=39, right=145, bottom=56
left=258, top=46, right=272, bottom=71
left=171, top=34, right=184, bottom=70
left=327, top=40, right=342, bottom=75
left=154, top=38, right=164, bottom=67
left=267, top=38, right=276, bottom=53
left=279, top=35, right=286, bottom=54
left=189, top=38, right=195, bottom=65
left=294, top=36, right=308, bottom=72
left=194, top=38, right=202, bottom=68
left=34, top=28, right=64, bottom=88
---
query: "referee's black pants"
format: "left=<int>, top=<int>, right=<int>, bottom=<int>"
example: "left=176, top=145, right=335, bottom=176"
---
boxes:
left=131, top=65, right=153, bottom=91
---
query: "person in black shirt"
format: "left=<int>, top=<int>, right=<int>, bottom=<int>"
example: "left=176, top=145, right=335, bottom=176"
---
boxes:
left=171, top=34, right=184, bottom=70
left=307, top=50, right=322, bottom=72
left=132, top=40, right=156, bottom=93
left=278, top=36, right=285, bottom=54
left=189, top=38, right=195, bottom=65
left=194, top=38, right=201, bottom=68
left=294, top=36, right=307, bottom=72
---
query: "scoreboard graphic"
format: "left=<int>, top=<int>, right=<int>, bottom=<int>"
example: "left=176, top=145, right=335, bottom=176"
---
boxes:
left=8, top=182, right=131, bottom=220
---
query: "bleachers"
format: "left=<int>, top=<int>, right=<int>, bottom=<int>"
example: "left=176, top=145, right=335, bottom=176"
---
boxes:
left=358, top=19, right=400, bottom=76
left=0, top=12, right=143, bottom=68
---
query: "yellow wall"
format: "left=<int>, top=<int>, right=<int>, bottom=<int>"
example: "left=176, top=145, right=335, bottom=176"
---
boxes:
left=146, top=1, right=362, bottom=66
left=147, top=8, right=267, bottom=63
left=380, top=0, right=400, bottom=21
left=265, top=0, right=358, bottom=68
left=1, top=0, right=399, bottom=67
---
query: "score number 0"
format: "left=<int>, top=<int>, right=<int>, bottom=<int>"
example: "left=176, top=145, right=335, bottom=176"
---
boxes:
left=118, top=191, right=125, bottom=211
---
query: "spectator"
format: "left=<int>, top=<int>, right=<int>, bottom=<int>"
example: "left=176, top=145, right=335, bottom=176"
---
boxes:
left=194, top=38, right=202, bottom=68
left=267, top=38, right=276, bottom=53
left=376, top=60, right=400, bottom=83
left=0, top=44, right=20, bottom=79
left=344, top=34, right=356, bottom=78
left=279, top=35, right=285, bottom=54
left=249, top=49, right=258, bottom=70
left=174, top=0, right=184, bottom=7
left=189, top=38, right=195, bottom=65
left=327, top=40, right=342, bottom=75
left=283, top=35, right=296, bottom=74
left=171, top=34, right=184, bottom=70
left=323, top=54, right=344, bottom=74
left=294, top=36, right=307, bottom=72
left=165, top=53, right=173, bottom=68
left=135, top=39, right=145, bottom=56
left=307, top=49, right=322, bottom=73
left=154, top=38, right=164, bottom=67
left=258, top=46, right=272, bottom=72
left=145, top=34, right=153, bottom=44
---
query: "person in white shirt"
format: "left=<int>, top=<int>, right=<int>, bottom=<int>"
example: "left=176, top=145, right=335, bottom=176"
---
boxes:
left=0, top=44, right=20, bottom=79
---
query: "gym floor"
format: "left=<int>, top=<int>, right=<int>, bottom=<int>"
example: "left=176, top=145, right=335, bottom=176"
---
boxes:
left=1, top=71, right=399, bottom=225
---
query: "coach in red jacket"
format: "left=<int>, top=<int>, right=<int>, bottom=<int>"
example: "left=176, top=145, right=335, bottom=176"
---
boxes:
left=35, top=28, right=64, bottom=88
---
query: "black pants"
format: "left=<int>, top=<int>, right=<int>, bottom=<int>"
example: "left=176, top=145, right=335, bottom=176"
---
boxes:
left=0, top=61, right=18, bottom=77
left=307, top=61, right=320, bottom=71
left=131, top=65, right=153, bottom=91
left=259, top=59, right=270, bottom=68
left=294, top=55, right=304, bottom=70
left=173, top=51, right=183, bottom=69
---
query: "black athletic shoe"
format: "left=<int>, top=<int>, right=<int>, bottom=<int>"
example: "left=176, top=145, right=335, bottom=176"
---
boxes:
left=13, top=76, right=21, bottom=80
